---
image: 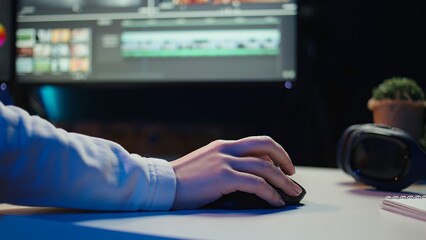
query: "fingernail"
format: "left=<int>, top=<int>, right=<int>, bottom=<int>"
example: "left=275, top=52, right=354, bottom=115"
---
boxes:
left=278, top=198, right=286, bottom=206
left=293, top=183, right=303, bottom=195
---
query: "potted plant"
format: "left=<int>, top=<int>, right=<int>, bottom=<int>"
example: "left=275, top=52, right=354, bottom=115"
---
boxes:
left=367, top=77, right=426, bottom=141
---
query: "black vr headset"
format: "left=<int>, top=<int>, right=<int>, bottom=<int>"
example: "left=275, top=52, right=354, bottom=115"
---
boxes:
left=336, top=124, right=426, bottom=191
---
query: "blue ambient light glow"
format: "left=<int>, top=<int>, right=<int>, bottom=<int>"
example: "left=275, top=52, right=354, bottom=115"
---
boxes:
left=40, top=85, right=61, bottom=121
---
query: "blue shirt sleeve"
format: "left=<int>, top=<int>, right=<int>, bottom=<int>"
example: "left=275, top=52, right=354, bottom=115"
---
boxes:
left=0, top=101, right=176, bottom=211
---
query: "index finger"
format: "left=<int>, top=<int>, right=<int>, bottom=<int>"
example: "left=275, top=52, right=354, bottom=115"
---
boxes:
left=223, top=136, right=295, bottom=175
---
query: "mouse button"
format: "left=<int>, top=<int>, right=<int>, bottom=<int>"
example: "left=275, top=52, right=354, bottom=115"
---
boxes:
left=275, top=179, right=306, bottom=205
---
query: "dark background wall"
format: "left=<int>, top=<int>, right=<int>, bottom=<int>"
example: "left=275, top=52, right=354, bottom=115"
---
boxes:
left=7, top=0, right=426, bottom=167
left=294, top=0, right=426, bottom=166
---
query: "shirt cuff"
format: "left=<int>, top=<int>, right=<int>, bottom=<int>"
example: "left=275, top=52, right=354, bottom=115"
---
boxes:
left=145, top=157, right=177, bottom=211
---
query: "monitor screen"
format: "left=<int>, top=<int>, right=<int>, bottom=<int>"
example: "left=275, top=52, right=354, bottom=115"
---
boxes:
left=16, top=0, right=297, bottom=83
left=0, top=0, right=13, bottom=82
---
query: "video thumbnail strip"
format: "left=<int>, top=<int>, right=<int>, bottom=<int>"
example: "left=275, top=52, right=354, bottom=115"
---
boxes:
left=16, top=27, right=91, bottom=76
left=121, top=29, right=280, bottom=57
left=168, top=0, right=292, bottom=6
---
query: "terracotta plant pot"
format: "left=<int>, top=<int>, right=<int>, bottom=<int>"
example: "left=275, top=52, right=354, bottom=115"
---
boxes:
left=367, top=98, right=426, bottom=141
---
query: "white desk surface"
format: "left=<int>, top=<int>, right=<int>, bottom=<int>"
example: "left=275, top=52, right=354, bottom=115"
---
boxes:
left=1, top=166, right=425, bottom=240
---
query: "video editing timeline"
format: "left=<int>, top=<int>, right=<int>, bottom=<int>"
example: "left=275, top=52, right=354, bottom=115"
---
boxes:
left=121, top=21, right=280, bottom=58
left=16, top=0, right=297, bottom=83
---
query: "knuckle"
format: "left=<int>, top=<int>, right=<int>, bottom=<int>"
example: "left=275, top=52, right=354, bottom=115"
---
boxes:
left=212, top=139, right=240, bottom=156
left=254, top=135, right=273, bottom=144
left=220, top=167, right=236, bottom=180
left=258, top=135, right=273, bottom=142
left=215, top=153, right=232, bottom=165
left=210, top=139, right=225, bottom=146
left=248, top=135, right=276, bottom=148
left=250, top=176, right=267, bottom=190
left=259, top=158, right=274, bottom=169
left=209, top=139, right=229, bottom=152
left=258, top=135, right=283, bottom=151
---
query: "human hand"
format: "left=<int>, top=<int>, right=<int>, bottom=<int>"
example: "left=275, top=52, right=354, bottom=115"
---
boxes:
left=170, top=136, right=303, bottom=210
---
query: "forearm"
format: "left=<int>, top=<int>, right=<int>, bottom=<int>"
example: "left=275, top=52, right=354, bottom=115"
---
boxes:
left=0, top=102, right=176, bottom=211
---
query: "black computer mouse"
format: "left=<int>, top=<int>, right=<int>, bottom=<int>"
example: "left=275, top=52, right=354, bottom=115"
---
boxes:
left=202, top=179, right=306, bottom=210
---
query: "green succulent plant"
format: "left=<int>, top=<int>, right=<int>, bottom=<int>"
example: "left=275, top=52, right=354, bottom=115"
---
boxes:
left=372, top=77, right=425, bottom=101
left=371, top=77, right=426, bottom=148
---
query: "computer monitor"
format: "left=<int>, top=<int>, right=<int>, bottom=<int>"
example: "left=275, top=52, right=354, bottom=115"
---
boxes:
left=0, top=0, right=14, bottom=83
left=15, top=0, right=297, bottom=83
